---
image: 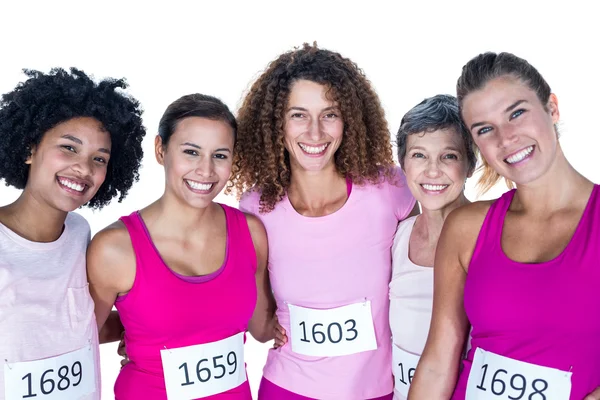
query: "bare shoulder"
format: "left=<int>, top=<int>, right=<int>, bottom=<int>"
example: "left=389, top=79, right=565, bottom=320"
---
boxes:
left=445, top=200, right=494, bottom=236
left=441, top=200, right=495, bottom=271
left=87, top=220, right=135, bottom=276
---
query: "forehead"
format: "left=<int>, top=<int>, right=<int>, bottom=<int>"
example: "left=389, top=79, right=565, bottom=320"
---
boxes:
left=461, top=76, right=539, bottom=124
left=288, top=79, right=335, bottom=106
left=171, top=117, right=234, bottom=144
left=44, top=117, right=110, bottom=145
left=407, top=128, right=465, bottom=151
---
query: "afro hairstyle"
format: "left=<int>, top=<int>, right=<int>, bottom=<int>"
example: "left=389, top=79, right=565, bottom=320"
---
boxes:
left=0, top=67, right=146, bottom=209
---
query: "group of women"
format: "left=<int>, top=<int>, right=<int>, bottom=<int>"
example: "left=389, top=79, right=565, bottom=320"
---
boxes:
left=0, top=43, right=598, bottom=400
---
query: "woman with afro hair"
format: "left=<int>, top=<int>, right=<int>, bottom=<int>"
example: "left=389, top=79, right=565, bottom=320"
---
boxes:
left=0, top=67, right=146, bottom=400
left=232, top=43, right=419, bottom=400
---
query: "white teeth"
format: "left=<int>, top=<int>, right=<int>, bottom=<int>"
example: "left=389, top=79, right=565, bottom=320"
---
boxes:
left=59, top=178, right=84, bottom=192
left=299, top=143, right=328, bottom=154
left=422, top=184, right=448, bottom=192
left=505, top=146, right=534, bottom=164
left=186, top=180, right=213, bottom=191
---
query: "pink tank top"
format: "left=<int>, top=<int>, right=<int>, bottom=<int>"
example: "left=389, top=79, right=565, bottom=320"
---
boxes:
left=453, top=186, right=600, bottom=399
left=114, top=204, right=257, bottom=399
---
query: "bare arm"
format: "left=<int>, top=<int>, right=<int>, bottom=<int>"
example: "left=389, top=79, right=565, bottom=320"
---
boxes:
left=245, top=214, right=278, bottom=343
left=408, top=203, right=489, bottom=398
left=86, top=222, right=135, bottom=344
left=98, top=310, right=123, bottom=344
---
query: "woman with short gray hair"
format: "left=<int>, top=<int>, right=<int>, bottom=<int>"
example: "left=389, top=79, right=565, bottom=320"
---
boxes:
left=389, top=94, right=475, bottom=400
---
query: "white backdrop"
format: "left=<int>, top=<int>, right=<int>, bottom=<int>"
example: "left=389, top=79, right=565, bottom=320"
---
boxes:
left=1, top=1, right=598, bottom=398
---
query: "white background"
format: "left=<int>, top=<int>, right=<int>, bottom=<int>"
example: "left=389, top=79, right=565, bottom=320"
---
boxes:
left=1, top=1, right=598, bottom=398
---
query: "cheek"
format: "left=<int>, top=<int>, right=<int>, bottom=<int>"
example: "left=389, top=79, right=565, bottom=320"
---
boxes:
left=216, top=160, right=233, bottom=176
left=402, top=162, right=422, bottom=183
left=324, top=121, right=344, bottom=139
left=445, top=162, right=470, bottom=183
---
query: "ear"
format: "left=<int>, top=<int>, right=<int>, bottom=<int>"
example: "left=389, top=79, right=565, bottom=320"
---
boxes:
left=547, top=93, right=560, bottom=124
left=25, top=145, right=37, bottom=165
left=155, top=135, right=166, bottom=166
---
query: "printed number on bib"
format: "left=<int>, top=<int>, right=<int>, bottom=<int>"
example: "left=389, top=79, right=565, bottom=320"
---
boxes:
left=160, top=332, right=246, bottom=399
left=392, top=344, right=420, bottom=398
left=287, top=301, right=377, bottom=357
left=465, top=348, right=572, bottom=400
left=4, top=345, right=96, bottom=400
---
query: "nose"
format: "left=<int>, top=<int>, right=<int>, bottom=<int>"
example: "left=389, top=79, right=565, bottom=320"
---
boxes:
left=71, top=157, right=94, bottom=178
left=424, top=158, right=443, bottom=179
left=498, top=124, right=519, bottom=148
left=195, top=155, right=215, bottom=177
left=307, top=118, right=325, bottom=141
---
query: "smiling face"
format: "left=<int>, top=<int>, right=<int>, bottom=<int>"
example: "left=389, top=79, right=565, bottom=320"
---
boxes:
left=403, top=128, right=471, bottom=211
left=157, top=116, right=234, bottom=209
left=283, top=79, right=344, bottom=173
left=25, top=117, right=111, bottom=212
left=461, top=76, right=560, bottom=186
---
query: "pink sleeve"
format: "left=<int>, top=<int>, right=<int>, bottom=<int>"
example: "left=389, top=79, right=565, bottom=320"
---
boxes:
left=388, top=166, right=417, bottom=221
left=238, top=190, right=261, bottom=216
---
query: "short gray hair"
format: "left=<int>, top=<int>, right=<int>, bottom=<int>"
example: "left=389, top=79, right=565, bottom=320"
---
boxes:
left=396, top=94, right=476, bottom=172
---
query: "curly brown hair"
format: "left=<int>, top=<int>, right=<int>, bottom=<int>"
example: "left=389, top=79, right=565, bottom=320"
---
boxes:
left=228, top=43, right=395, bottom=213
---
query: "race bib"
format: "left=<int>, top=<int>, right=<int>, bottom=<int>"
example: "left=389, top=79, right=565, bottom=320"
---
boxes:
left=392, top=344, right=420, bottom=398
left=466, top=348, right=572, bottom=400
left=4, top=345, right=96, bottom=400
left=160, top=332, right=246, bottom=399
left=287, top=301, right=377, bottom=357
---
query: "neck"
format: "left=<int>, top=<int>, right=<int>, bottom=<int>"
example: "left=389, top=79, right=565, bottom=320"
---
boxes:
left=287, top=163, right=346, bottom=210
left=417, top=193, right=470, bottom=246
left=144, top=190, right=217, bottom=237
left=511, top=146, right=593, bottom=214
left=0, top=190, right=68, bottom=242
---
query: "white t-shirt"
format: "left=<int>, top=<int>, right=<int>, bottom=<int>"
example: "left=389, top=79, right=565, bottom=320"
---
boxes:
left=0, top=212, right=100, bottom=400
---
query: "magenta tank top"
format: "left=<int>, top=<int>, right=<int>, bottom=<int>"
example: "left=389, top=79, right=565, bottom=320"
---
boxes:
left=452, top=186, right=600, bottom=399
left=114, top=204, right=257, bottom=399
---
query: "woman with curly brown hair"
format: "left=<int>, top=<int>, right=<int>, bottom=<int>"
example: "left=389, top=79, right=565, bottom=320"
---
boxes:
left=232, top=43, right=418, bottom=400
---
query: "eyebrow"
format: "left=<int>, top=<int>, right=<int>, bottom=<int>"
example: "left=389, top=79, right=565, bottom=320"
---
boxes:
left=181, top=142, right=231, bottom=152
left=504, top=99, right=527, bottom=113
left=286, top=106, right=339, bottom=113
left=408, top=145, right=462, bottom=152
left=61, top=134, right=110, bottom=154
left=470, top=99, right=528, bottom=130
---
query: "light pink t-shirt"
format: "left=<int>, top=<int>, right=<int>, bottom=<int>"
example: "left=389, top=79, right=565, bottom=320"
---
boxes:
left=0, top=212, right=100, bottom=400
left=240, top=167, right=416, bottom=400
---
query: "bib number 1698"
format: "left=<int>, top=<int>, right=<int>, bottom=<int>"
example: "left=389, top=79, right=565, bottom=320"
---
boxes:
left=465, top=348, right=572, bottom=400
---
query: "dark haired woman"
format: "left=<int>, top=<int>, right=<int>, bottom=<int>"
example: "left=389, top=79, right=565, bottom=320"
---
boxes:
left=232, top=43, right=418, bottom=400
left=0, top=68, right=146, bottom=400
left=88, top=94, right=277, bottom=399
left=409, top=52, right=600, bottom=399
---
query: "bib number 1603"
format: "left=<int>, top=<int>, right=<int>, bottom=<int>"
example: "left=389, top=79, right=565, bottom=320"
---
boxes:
left=288, top=301, right=377, bottom=357
left=298, top=320, right=357, bottom=344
